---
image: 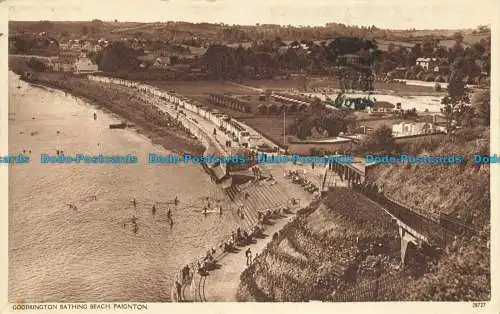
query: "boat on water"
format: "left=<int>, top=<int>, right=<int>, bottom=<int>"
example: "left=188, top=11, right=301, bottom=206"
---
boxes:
left=109, top=122, right=127, bottom=129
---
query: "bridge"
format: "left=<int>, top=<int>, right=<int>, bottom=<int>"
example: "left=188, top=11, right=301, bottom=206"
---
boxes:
left=322, top=158, right=366, bottom=191
left=321, top=160, right=455, bottom=266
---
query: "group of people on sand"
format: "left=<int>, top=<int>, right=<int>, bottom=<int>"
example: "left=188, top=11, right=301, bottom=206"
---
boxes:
left=197, top=248, right=217, bottom=276
left=257, top=208, right=286, bottom=224
left=222, top=224, right=263, bottom=253
left=236, top=205, right=245, bottom=219
left=285, top=169, right=320, bottom=194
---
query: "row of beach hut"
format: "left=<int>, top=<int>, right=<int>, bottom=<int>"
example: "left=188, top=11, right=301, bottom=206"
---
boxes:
left=87, top=75, right=254, bottom=146
left=208, top=94, right=252, bottom=113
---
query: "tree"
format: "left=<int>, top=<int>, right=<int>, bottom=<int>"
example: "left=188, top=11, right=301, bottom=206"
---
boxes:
left=362, top=124, right=395, bottom=153
left=311, top=97, right=324, bottom=115
left=435, top=82, right=442, bottom=92
left=471, top=89, right=490, bottom=126
left=99, top=41, right=140, bottom=73
left=452, top=31, right=464, bottom=45
left=26, top=58, right=46, bottom=72
left=81, top=26, right=89, bottom=36
left=440, top=63, right=470, bottom=131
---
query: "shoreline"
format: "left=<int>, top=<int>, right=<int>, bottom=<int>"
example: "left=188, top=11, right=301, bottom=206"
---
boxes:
left=12, top=71, right=205, bottom=156
left=11, top=70, right=318, bottom=302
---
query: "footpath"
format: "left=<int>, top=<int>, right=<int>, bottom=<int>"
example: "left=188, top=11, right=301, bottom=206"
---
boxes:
left=181, top=164, right=315, bottom=302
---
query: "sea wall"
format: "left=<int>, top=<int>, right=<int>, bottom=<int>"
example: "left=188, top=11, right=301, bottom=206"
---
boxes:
left=88, top=75, right=227, bottom=175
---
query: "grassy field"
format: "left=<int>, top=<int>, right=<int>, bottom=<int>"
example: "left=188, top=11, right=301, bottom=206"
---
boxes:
left=239, top=116, right=296, bottom=147
left=242, top=78, right=442, bottom=96
left=148, top=80, right=259, bottom=96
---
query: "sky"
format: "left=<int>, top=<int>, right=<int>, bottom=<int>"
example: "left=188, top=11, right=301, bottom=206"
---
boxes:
left=6, top=0, right=495, bottom=30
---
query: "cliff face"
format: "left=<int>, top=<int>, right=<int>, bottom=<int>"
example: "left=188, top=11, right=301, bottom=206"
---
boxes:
left=237, top=189, right=406, bottom=302
left=367, top=126, right=490, bottom=231
left=365, top=127, right=491, bottom=301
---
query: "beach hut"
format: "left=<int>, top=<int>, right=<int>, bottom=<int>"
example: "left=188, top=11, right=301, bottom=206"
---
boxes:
left=275, top=103, right=284, bottom=113
left=285, top=103, right=298, bottom=113
left=297, top=103, right=308, bottom=112
left=257, top=104, right=267, bottom=114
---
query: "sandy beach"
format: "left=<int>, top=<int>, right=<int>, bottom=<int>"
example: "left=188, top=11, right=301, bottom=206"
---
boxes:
left=9, top=71, right=317, bottom=302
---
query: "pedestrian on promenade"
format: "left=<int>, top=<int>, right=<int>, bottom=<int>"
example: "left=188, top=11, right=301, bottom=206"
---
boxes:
left=152, top=204, right=156, bottom=215
left=245, top=248, right=252, bottom=266
left=175, top=280, right=183, bottom=302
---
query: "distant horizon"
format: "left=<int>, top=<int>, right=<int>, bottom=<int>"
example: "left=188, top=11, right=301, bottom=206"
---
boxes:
left=7, top=0, right=495, bottom=30
left=8, top=19, right=486, bottom=32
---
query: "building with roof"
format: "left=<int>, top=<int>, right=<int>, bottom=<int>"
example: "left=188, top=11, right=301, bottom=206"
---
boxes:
left=338, top=54, right=361, bottom=66
left=416, top=57, right=438, bottom=72
left=369, top=101, right=395, bottom=113
left=74, top=56, right=99, bottom=74
left=392, top=121, right=433, bottom=137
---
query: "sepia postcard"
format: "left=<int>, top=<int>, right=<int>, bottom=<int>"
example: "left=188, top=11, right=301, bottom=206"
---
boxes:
left=0, top=0, right=498, bottom=313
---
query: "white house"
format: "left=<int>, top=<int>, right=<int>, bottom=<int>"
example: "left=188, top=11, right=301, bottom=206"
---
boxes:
left=416, top=57, right=438, bottom=72
left=392, top=122, right=433, bottom=137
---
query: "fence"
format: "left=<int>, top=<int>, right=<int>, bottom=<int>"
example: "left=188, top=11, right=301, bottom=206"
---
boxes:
left=439, top=213, right=480, bottom=236
left=331, top=272, right=410, bottom=302
left=352, top=184, right=454, bottom=248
